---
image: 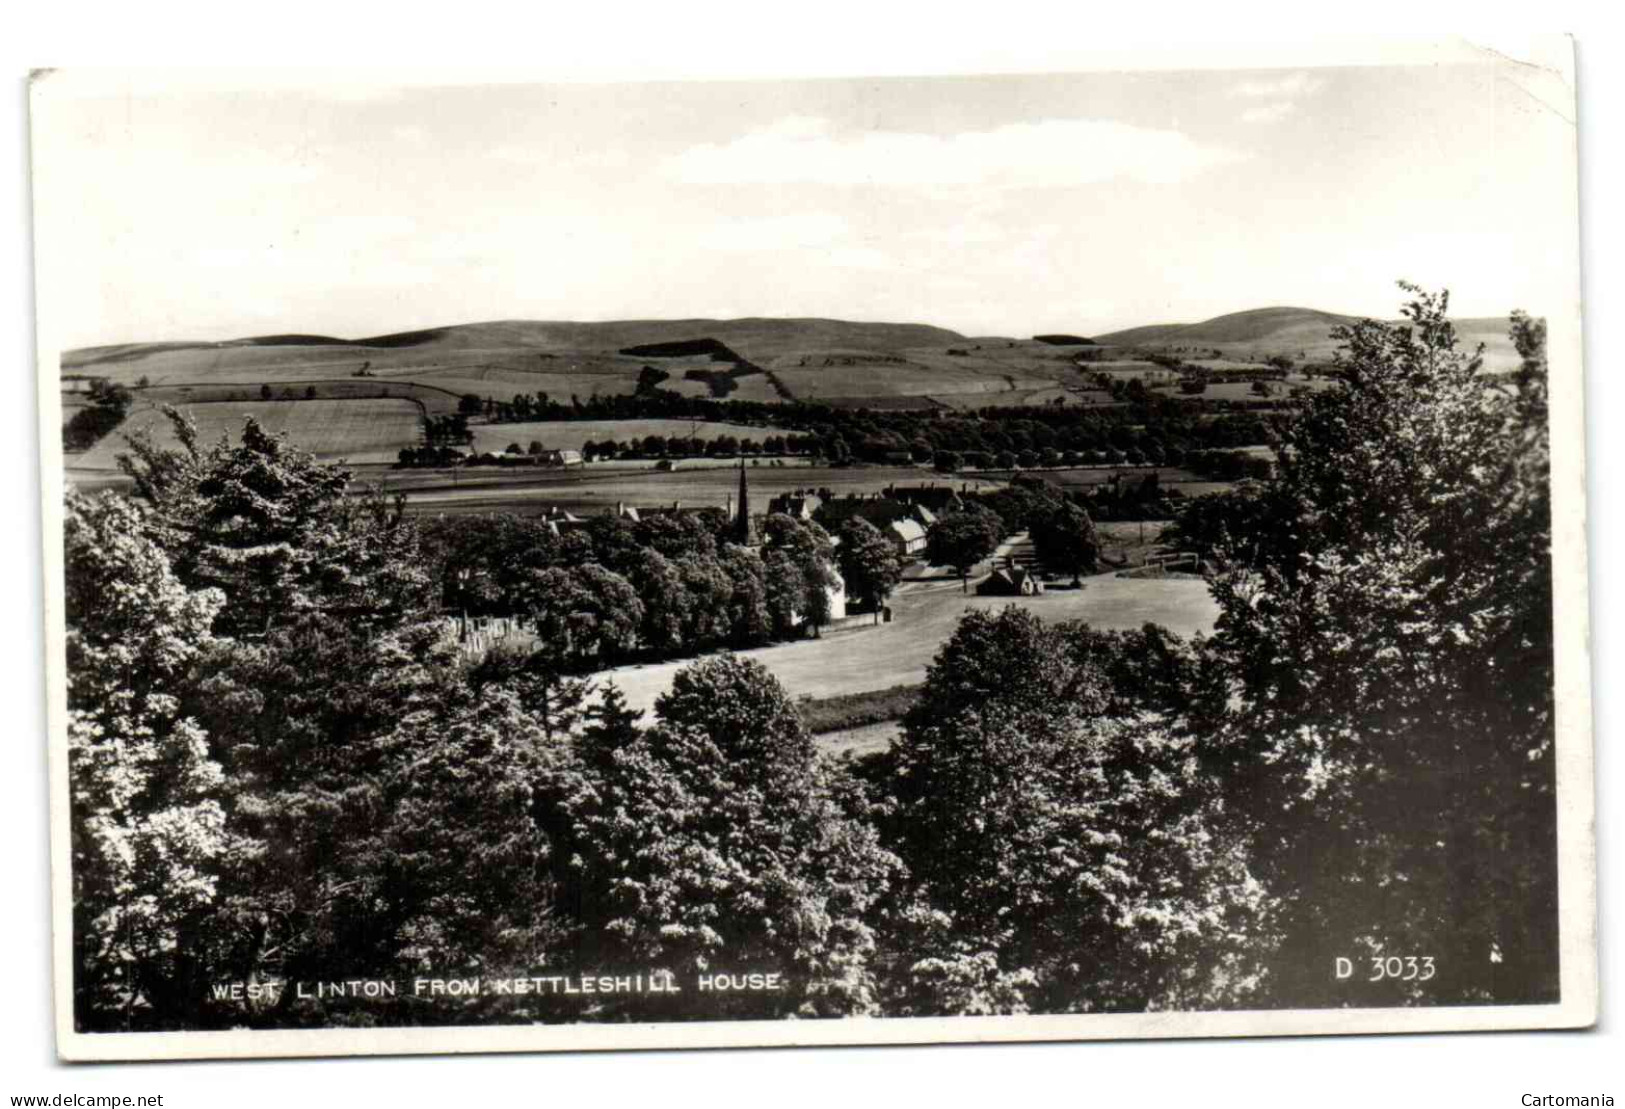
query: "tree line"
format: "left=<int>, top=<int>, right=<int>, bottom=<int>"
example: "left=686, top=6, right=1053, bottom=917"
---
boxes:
left=444, top=379, right=1283, bottom=467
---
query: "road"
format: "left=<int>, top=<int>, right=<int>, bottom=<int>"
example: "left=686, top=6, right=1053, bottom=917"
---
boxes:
left=598, top=569, right=1221, bottom=718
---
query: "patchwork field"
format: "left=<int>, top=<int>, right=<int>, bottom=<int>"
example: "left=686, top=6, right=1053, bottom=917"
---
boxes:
left=64, top=308, right=1528, bottom=423
left=70, top=398, right=424, bottom=470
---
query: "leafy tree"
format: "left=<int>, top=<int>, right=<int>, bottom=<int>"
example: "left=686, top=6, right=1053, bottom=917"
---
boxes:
left=674, top=553, right=733, bottom=648
left=760, top=513, right=841, bottom=630
left=877, top=608, right=1269, bottom=1015
left=520, top=563, right=643, bottom=667
left=63, top=381, right=133, bottom=451
left=467, top=640, right=594, bottom=744
left=1030, top=501, right=1100, bottom=585
left=63, top=491, right=243, bottom=1030
left=719, top=545, right=772, bottom=646
left=1200, top=287, right=1559, bottom=1004
left=458, top=393, right=483, bottom=416
left=837, top=517, right=902, bottom=621
left=190, top=618, right=571, bottom=1026
left=761, top=547, right=809, bottom=638
left=925, top=511, right=1000, bottom=592
left=625, top=547, right=690, bottom=654
left=118, top=410, right=374, bottom=636
left=561, top=656, right=901, bottom=1018
left=1165, top=480, right=1275, bottom=564
left=636, top=511, right=717, bottom=561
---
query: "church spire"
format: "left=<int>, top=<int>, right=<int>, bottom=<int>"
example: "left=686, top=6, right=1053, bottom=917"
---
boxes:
left=732, top=457, right=751, bottom=545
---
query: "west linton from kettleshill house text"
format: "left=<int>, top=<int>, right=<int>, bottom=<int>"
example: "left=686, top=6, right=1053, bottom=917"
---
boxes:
left=37, top=52, right=1583, bottom=1046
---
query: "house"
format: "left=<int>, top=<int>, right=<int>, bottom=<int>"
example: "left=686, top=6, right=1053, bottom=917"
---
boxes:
left=886, top=518, right=928, bottom=557
left=766, top=491, right=823, bottom=520
left=885, top=483, right=965, bottom=514
left=539, top=449, right=584, bottom=467
left=977, top=566, right=1044, bottom=596
left=815, top=494, right=917, bottom=532
left=538, top=506, right=587, bottom=536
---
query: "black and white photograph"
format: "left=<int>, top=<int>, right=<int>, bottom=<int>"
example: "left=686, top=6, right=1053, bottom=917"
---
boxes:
left=22, top=33, right=1599, bottom=1069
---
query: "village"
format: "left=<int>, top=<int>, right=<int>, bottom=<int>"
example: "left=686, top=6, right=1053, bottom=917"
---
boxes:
left=447, top=459, right=1217, bottom=742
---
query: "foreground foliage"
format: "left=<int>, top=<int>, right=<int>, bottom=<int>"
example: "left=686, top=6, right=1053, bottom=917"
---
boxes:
left=1198, top=288, right=1558, bottom=1003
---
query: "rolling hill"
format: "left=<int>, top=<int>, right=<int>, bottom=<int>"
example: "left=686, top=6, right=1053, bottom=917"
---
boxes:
left=63, top=317, right=969, bottom=373
left=61, top=305, right=1528, bottom=407
left=1096, top=307, right=1359, bottom=348
left=1094, top=306, right=1523, bottom=371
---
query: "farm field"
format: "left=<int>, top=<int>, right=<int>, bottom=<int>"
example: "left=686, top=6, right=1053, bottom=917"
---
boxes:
left=387, top=464, right=1004, bottom=516
left=390, top=371, right=640, bottom=404
left=813, top=394, right=942, bottom=411
left=70, top=398, right=423, bottom=470
left=468, top=418, right=776, bottom=454
left=65, top=344, right=498, bottom=388
left=720, top=374, right=786, bottom=403
left=602, top=572, right=1222, bottom=718
left=134, top=379, right=467, bottom=415
left=1157, top=381, right=1277, bottom=401
left=775, top=364, right=1018, bottom=400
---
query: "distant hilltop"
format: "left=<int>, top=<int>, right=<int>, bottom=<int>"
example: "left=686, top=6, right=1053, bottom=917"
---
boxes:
left=1095, top=307, right=1361, bottom=348
left=64, top=317, right=970, bottom=372
left=1093, top=305, right=1519, bottom=358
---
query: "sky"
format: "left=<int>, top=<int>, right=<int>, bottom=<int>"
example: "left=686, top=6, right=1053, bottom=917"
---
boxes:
left=32, top=57, right=1578, bottom=348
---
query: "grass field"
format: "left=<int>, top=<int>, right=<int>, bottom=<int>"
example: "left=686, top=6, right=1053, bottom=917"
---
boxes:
left=469, top=418, right=775, bottom=454
left=602, top=572, right=1222, bottom=717
left=71, top=398, right=423, bottom=470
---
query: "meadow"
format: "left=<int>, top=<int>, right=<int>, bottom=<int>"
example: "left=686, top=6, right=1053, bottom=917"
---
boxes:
left=602, top=572, right=1223, bottom=717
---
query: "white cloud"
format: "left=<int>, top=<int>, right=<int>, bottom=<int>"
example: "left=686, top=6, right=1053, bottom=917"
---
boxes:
left=663, top=116, right=1244, bottom=188
left=1231, top=71, right=1327, bottom=124
left=573, top=147, right=632, bottom=170
left=1231, top=72, right=1327, bottom=99
left=1241, top=101, right=1298, bottom=125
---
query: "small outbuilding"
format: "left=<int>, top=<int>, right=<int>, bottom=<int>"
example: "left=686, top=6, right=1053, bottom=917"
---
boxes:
left=977, top=566, right=1045, bottom=597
